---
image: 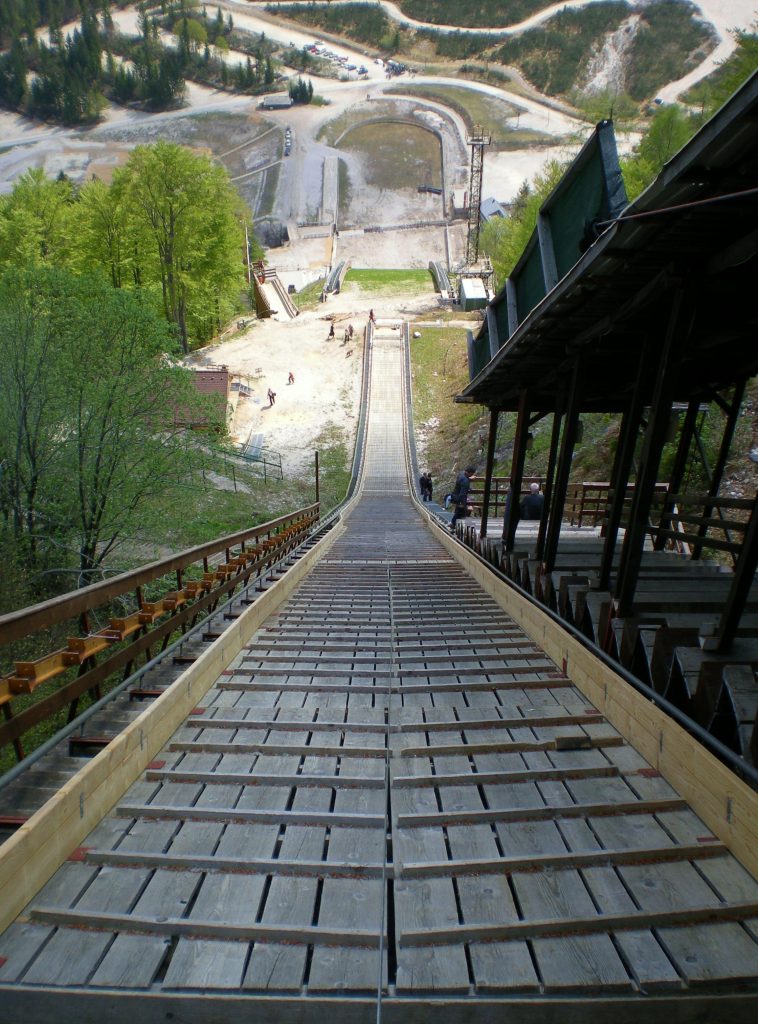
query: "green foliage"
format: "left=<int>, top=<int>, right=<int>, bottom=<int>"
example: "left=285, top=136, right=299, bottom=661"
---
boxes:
left=345, top=268, right=435, bottom=295
left=0, top=168, right=75, bottom=269
left=288, top=75, right=314, bottom=104
left=0, top=39, right=28, bottom=108
left=0, top=266, right=210, bottom=578
left=685, top=27, right=758, bottom=114
left=420, top=28, right=498, bottom=60
left=265, top=2, right=390, bottom=46
left=492, top=2, right=628, bottom=96
left=620, top=104, right=701, bottom=200
left=486, top=0, right=714, bottom=100
left=480, top=160, right=566, bottom=283
left=624, top=1, right=716, bottom=101
left=571, top=87, right=639, bottom=124
left=396, top=1, right=552, bottom=27
left=0, top=0, right=83, bottom=48
left=27, top=7, right=107, bottom=124
left=409, top=325, right=489, bottom=484
left=112, top=141, right=249, bottom=351
left=0, top=144, right=259, bottom=350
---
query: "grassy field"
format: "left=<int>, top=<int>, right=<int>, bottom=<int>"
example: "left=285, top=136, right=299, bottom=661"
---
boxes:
left=345, top=269, right=435, bottom=296
left=337, top=121, right=442, bottom=191
left=385, top=83, right=552, bottom=149
left=317, top=100, right=416, bottom=147
left=408, top=324, right=490, bottom=486
left=295, top=277, right=327, bottom=311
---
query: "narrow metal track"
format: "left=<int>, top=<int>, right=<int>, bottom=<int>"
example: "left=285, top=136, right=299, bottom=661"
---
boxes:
left=0, top=327, right=757, bottom=1022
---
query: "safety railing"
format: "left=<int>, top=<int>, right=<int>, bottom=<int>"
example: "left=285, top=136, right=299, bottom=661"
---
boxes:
left=566, top=481, right=668, bottom=528
left=467, top=476, right=545, bottom=517
left=0, top=505, right=319, bottom=764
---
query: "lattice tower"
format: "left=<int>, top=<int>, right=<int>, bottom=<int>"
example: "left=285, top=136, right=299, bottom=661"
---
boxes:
left=465, top=124, right=492, bottom=266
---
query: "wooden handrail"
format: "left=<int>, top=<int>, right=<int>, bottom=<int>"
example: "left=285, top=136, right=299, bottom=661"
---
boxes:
left=0, top=505, right=319, bottom=762
left=0, top=504, right=319, bottom=645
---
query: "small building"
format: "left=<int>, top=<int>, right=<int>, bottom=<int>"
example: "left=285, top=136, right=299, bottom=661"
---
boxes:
left=459, top=277, right=488, bottom=311
left=480, top=196, right=506, bottom=221
left=179, top=365, right=231, bottom=430
left=260, top=93, right=293, bottom=110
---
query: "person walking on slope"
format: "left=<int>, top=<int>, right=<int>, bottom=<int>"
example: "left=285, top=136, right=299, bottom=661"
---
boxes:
left=450, top=466, right=476, bottom=531
left=419, top=472, right=433, bottom=502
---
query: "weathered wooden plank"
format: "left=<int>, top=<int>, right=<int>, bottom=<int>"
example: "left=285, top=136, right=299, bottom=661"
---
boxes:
left=396, top=797, right=687, bottom=828
left=145, top=769, right=386, bottom=789
left=398, top=736, right=623, bottom=757
left=399, top=900, right=758, bottom=946
left=399, top=842, right=726, bottom=878
left=394, top=765, right=619, bottom=788
left=30, top=907, right=382, bottom=947
left=115, top=804, right=384, bottom=828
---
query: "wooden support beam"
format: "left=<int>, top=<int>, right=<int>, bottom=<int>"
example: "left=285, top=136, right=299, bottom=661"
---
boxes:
left=31, top=908, right=383, bottom=948
left=393, top=765, right=619, bottom=788
left=398, top=841, right=727, bottom=878
left=535, top=393, right=564, bottom=561
left=692, top=379, right=747, bottom=560
left=716, top=493, right=758, bottom=652
left=116, top=803, right=384, bottom=828
left=502, top=389, right=531, bottom=551
left=396, top=796, right=686, bottom=828
left=479, top=408, right=499, bottom=539
left=542, top=356, right=583, bottom=573
left=87, top=849, right=386, bottom=878
left=654, top=398, right=701, bottom=550
left=598, top=340, right=654, bottom=591
left=616, top=286, right=693, bottom=614
left=144, top=768, right=387, bottom=788
left=400, top=899, right=758, bottom=947
left=397, top=735, right=623, bottom=757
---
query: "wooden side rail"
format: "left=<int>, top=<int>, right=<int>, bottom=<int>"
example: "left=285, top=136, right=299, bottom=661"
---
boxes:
left=568, top=482, right=669, bottom=528
left=0, top=506, right=319, bottom=761
left=467, top=476, right=545, bottom=517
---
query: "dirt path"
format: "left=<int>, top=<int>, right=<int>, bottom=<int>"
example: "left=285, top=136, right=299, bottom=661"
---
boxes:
left=188, top=284, right=444, bottom=477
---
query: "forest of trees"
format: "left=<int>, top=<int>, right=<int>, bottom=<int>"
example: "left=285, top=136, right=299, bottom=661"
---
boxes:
left=0, top=142, right=263, bottom=583
left=0, top=142, right=256, bottom=350
left=0, top=2, right=185, bottom=122
left=0, top=1, right=283, bottom=125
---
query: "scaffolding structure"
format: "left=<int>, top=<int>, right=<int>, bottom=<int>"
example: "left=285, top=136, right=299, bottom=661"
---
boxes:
left=464, top=124, right=491, bottom=265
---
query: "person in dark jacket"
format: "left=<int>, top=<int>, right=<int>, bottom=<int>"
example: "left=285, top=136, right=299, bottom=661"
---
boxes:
left=419, top=472, right=433, bottom=502
left=520, top=481, right=544, bottom=520
left=450, top=466, right=476, bottom=531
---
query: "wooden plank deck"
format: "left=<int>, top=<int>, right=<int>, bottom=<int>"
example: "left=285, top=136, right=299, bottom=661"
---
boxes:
left=0, top=329, right=756, bottom=1023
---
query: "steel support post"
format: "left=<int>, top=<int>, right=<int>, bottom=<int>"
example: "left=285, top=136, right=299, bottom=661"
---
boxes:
left=542, top=358, right=583, bottom=573
left=502, top=391, right=531, bottom=551
left=480, top=408, right=499, bottom=539
left=535, top=396, right=564, bottom=562
left=692, top=379, right=746, bottom=560
left=716, top=492, right=758, bottom=652
left=653, top=397, right=700, bottom=550
left=615, top=287, right=692, bottom=615
left=597, top=339, right=655, bottom=591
